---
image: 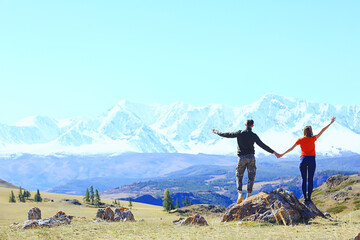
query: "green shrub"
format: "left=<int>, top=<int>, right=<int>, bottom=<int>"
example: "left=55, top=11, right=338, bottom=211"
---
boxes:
left=326, top=205, right=347, bottom=214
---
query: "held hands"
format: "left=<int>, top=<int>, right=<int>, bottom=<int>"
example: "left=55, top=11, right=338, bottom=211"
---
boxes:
left=274, top=152, right=284, bottom=159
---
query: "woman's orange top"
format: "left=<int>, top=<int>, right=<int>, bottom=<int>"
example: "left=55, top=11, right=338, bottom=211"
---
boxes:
left=296, top=136, right=317, bottom=157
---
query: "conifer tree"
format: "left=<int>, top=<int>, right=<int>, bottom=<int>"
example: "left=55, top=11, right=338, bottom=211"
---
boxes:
left=183, top=195, right=189, bottom=207
left=95, top=189, right=101, bottom=207
left=90, top=186, right=94, bottom=205
left=9, top=190, right=16, bottom=203
left=34, top=189, right=42, bottom=202
left=128, top=197, right=133, bottom=208
left=175, top=198, right=180, bottom=208
left=190, top=200, right=193, bottom=206
left=18, top=187, right=25, bottom=202
left=84, top=188, right=90, bottom=203
left=162, top=189, right=174, bottom=212
left=23, top=190, right=31, bottom=200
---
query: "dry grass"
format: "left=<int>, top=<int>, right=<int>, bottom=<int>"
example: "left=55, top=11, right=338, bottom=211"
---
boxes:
left=1, top=186, right=360, bottom=240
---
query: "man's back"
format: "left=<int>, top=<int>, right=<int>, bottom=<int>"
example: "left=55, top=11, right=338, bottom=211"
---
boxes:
left=217, top=128, right=274, bottom=156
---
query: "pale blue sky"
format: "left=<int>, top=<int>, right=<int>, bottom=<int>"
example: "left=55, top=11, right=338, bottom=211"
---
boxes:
left=0, top=1, right=359, bottom=124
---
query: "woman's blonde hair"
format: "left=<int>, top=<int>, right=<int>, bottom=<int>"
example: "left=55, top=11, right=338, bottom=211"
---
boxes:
left=303, top=125, right=313, bottom=137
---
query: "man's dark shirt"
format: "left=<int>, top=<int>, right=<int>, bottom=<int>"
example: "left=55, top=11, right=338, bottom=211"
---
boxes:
left=218, top=128, right=274, bottom=156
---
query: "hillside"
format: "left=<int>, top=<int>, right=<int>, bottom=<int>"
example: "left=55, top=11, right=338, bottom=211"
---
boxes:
left=311, top=174, right=360, bottom=215
left=0, top=179, right=18, bottom=189
left=102, top=165, right=358, bottom=206
left=0, top=182, right=360, bottom=239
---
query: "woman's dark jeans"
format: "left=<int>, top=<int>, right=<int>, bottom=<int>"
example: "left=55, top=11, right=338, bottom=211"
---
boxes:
left=299, top=156, right=316, bottom=200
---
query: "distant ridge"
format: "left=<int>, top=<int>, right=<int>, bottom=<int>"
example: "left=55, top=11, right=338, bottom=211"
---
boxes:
left=0, top=94, right=359, bottom=156
left=0, top=178, right=18, bottom=189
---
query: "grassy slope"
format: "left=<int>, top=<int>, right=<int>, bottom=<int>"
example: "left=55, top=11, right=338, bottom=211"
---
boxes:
left=312, top=174, right=360, bottom=215
left=0, top=186, right=359, bottom=239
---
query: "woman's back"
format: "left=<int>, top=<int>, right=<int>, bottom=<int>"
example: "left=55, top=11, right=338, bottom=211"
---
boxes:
left=296, top=136, right=317, bottom=157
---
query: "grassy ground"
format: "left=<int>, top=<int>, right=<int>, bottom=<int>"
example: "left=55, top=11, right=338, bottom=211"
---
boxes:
left=0, top=186, right=360, bottom=240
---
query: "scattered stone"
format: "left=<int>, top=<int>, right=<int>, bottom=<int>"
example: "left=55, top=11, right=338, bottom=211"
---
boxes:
left=173, top=214, right=208, bottom=226
left=236, top=221, right=243, bottom=225
left=138, top=219, right=144, bottom=222
left=28, top=207, right=41, bottom=220
left=114, top=207, right=135, bottom=222
left=70, top=199, right=81, bottom=205
left=22, top=220, right=39, bottom=229
left=222, top=188, right=325, bottom=225
left=326, top=175, right=349, bottom=188
left=324, top=212, right=332, bottom=218
left=351, top=232, right=360, bottom=240
left=10, top=222, right=20, bottom=228
left=96, top=207, right=115, bottom=221
left=96, top=207, right=135, bottom=222
left=22, top=210, right=72, bottom=229
left=171, top=204, right=227, bottom=217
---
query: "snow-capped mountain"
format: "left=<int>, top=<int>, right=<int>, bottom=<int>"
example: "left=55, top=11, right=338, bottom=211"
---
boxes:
left=1, top=94, right=359, bottom=156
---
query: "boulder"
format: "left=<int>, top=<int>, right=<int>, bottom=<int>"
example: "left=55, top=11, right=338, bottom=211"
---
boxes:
left=96, top=207, right=114, bottom=221
left=351, top=233, right=360, bottom=240
left=22, top=220, right=39, bottom=229
left=114, top=207, right=135, bottom=222
left=173, top=214, right=208, bottom=226
left=28, top=207, right=41, bottom=220
left=22, top=210, right=72, bottom=229
left=222, top=188, right=325, bottom=225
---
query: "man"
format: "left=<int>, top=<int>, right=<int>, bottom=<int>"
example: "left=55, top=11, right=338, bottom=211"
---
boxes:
left=213, top=119, right=280, bottom=204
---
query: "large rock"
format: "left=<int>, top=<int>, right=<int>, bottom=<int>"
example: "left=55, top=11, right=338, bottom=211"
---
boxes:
left=28, top=207, right=41, bottom=220
left=222, top=188, right=325, bottom=225
left=173, top=214, right=208, bottom=226
left=351, top=233, right=360, bottom=240
left=114, top=207, right=135, bottom=222
left=96, top=207, right=114, bottom=221
left=23, top=210, right=72, bottom=229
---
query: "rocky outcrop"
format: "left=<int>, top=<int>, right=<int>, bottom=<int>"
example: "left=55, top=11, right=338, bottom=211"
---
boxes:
left=222, top=188, right=325, bottom=225
left=173, top=214, right=208, bottom=226
left=96, top=207, right=115, bottom=221
left=96, top=207, right=135, bottom=222
left=114, top=207, right=135, bottom=222
left=28, top=207, right=41, bottom=220
left=351, top=233, right=360, bottom=240
left=171, top=204, right=227, bottom=217
left=23, top=210, right=72, bottom=229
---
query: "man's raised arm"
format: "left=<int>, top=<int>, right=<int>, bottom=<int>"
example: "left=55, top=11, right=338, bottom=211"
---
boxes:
left=212, top=129, right=241, bottom=138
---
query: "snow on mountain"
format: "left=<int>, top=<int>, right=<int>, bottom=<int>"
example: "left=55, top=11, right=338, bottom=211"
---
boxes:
left=0, top=94, right=359, bottom=156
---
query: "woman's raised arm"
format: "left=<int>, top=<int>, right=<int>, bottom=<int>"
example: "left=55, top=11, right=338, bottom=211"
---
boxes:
left=315, top=117, right=336, bottom=139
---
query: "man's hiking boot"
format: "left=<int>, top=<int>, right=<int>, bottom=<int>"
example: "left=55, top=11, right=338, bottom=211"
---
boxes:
left=237, top=195, right=244, bottom=204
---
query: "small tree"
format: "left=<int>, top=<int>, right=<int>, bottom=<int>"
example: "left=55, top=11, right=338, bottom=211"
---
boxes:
left=90, top=186, right=94, bottom=205
left=175, top=198, right=180, bottom=208
left=9, top=190, right=16, bottom=203
left=84, top=188, right=90, bottom=203
left=190, top=200, right=193, bottom=206
left=95, top=189, right=101, bottom=207
left=23, top=190, right=31, bottom=200
left=182, top=195, right=189, bottom=207
left=128, top=197, right=133, bottom=208
left=162, top=189, right=174, bottom=212
left=18, top=187, right=25, bottom=202
left=34, top=189, right=42, bottom=202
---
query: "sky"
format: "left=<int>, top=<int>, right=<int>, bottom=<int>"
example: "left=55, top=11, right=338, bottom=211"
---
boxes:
left=0, top=1, right=359, bottom=124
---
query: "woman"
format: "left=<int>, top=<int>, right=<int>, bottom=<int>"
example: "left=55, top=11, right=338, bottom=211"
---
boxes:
left=280, top=117, right=336, bottom=204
